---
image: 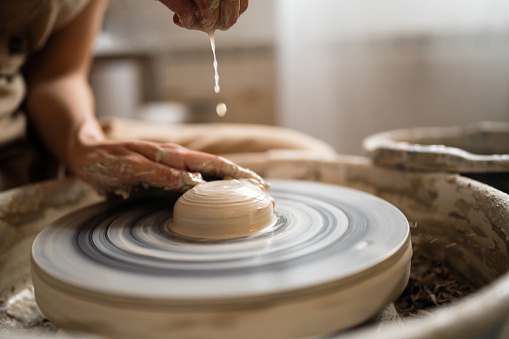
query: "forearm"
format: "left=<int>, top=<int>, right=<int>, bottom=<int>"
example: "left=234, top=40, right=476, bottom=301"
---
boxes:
left=21, top=0, right=107, bottom=167
left=25, top=73, right=105, bottom=166
left=17, top=0, right=266, bottom=196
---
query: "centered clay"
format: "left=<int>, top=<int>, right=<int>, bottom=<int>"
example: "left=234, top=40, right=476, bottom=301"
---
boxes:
left=170, top=179, right=275, bottom=240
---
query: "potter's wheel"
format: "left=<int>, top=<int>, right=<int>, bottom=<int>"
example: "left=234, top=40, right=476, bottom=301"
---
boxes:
left=31, top=180, right=411, bottom=339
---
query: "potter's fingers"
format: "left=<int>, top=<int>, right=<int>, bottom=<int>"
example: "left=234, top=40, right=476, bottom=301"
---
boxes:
left=194, top=0, right=221, bottom=31
left=126, top=142, right=267, bottom=190
left=217, top=0, right=240, bottom=30
left=185, top=154, right=269, bottom=190
left=149, top=143, right=234, bottom=175
left=128, top=142, right=188, bottom=170
left=78, top=155, right=203, bottom=195
left=126, top=160, right=204, bottom=191
left=159, top=0, right=199, bottom=29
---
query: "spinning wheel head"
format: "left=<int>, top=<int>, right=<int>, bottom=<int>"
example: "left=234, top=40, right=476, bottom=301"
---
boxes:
left=31, top=180, right=411, bottom=338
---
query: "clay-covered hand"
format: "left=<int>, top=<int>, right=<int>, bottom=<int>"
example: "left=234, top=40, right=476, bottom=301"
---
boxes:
left=158, top=0, right=248, bottom=31
left=69, top=139, right=267, bottom=197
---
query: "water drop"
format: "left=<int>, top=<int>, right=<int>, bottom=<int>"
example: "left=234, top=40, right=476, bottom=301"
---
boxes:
left=216, top=103, right=227, bottom=117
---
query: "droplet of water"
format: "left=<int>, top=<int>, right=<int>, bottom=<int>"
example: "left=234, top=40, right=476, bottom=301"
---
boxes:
left=216, top=103, right=227, bottom=117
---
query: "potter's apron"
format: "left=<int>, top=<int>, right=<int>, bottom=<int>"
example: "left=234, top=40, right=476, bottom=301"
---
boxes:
left=0, top=0, right=89, bottom=190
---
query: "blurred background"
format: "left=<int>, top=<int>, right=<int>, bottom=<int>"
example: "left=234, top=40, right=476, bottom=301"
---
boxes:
left=91, top=0, right=509, bottom=155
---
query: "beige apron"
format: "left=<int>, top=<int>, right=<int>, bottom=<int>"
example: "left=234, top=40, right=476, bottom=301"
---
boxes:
left=0, top=0, right=89, bottom=190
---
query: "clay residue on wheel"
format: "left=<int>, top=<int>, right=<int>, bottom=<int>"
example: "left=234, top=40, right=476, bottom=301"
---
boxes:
left=0, top=287, right=57, bottom=333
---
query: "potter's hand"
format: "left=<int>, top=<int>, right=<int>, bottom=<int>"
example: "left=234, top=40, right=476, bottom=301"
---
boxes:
left=69, top=140, right=267, bottom=197
left=158, top=0, right=248, bottom=31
